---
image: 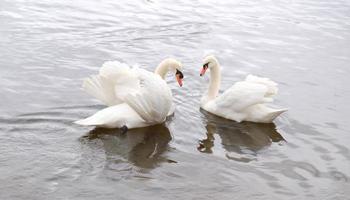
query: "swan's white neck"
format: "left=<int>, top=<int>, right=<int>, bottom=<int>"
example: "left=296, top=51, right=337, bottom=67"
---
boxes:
left=155, top=61, right=172, bottom=79
left=205, top=63, right=221, bottom=102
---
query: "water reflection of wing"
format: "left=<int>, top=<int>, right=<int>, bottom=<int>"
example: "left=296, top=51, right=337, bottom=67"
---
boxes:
left=81, top=124, right=172, bottom=169
left=198, top=109, right=285, bottom=160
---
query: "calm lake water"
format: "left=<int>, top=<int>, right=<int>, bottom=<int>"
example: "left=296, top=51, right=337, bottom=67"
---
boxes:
left=1, top=0, right=350, bottom=199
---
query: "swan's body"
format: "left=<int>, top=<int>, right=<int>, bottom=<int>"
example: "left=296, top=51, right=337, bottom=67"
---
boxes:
left=200, top=55, right=287, bottom=123
left=75, top=59, right=183, bottom=129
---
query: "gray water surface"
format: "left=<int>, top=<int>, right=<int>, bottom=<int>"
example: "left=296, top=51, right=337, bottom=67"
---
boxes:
left=1, top=0, right=350, bottom=199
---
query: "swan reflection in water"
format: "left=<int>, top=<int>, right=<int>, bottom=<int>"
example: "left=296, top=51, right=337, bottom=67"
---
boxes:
left=198, top=109, right=285, bottom=162
left=81, top=124, right=173, bottom=169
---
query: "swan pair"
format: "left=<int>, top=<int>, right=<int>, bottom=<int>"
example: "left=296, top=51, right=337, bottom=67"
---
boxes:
left=75, top=55, right=287, bottom=130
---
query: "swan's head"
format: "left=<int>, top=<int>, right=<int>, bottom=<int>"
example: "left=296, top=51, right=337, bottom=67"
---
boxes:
left=200, top=55, right=219, bottom=76
left=156, top=58, right=184, bottom=87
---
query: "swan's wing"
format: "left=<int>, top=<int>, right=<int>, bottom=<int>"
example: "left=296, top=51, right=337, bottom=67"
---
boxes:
left=244, top=74, right=278, bottom=97
left=125, top=69, right=172, bottom=124
left=214, top=81, right=271, bottom=112
left=82, top=61, right=140, bottom=106
left=99, top=61, right=141, bottom=102
left=82, top=75, right=119, bottom=105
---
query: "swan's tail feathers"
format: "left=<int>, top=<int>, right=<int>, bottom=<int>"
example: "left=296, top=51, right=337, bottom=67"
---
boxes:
left=245, top=75, right=278, bottom=97
left=265, top=108, right=288, bottom=122
left=82, top=75, right=118, bottom=106
left=74, top=117, right=98, bottom=126
left=74, top=113, right=106, bottom=127
left=74, top=105, right=123, bottom=128
left=74, top=110, right=110, bottom=127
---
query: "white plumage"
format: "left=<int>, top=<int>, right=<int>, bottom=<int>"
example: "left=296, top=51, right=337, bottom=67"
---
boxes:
left=75, top=59, right=182, bottom=129
left=200, top=56, right=287, bottom=123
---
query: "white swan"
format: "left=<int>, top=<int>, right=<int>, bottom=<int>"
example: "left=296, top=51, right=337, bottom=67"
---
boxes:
left=75, top=58, right=184, bottom=129
left=199, top=55, right=287, bottom=123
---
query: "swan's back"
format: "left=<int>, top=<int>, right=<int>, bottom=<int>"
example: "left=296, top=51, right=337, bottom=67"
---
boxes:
left=206, top=75, right=287, bottom=123
left=244, top=75, right=278, bottom=99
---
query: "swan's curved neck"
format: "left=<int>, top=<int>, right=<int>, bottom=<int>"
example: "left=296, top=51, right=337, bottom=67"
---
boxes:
left=206, top=63, right=221, bottom=101
left=155, top=62, right=170, bottom=79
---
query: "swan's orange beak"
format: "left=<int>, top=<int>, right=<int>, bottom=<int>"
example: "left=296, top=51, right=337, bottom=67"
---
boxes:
left=200, top=63, right=209, bottom=76
left=200, top=64, right=209, bottom=76
left=200, top=67, right=207, bottom=76
left=175, top=69, right=184, bottom=87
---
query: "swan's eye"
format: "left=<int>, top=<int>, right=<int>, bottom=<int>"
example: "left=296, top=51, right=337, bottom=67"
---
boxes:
left=203, top=62, right=210, bottom=69
left=176, top=69, right=184, bottom=79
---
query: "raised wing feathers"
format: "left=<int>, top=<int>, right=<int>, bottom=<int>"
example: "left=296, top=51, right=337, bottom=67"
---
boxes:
left=82, top=61, right=140, bottom=106
left=125, top=69, right=172, bottom=124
